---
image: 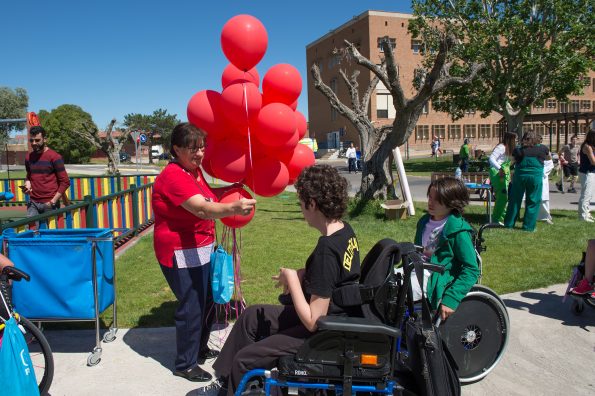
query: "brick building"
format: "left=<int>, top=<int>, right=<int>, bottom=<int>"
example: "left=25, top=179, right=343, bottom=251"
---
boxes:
left=306, top=10, right=595, bottom=157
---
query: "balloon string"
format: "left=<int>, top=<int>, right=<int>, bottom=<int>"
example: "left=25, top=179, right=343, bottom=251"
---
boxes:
left=242, top=81, right=255, bottom=190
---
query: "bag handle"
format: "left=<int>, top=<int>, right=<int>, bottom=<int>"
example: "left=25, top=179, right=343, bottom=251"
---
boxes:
left=412, top=254, right=437, bottom=331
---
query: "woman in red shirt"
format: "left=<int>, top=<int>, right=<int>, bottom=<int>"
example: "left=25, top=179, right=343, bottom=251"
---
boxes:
left=152, top=123, right=256, bottom=382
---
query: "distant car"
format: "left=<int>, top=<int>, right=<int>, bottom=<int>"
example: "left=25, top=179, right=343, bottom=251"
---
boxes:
left=120, top=152, right=131, bottom=163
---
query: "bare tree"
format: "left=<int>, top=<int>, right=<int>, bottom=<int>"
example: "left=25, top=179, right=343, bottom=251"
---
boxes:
left=73, top=119, right=132, bottom=175
left=312, top=33, right=483, bottom=202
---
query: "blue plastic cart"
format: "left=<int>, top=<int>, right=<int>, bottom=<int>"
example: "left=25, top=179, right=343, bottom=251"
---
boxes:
left=3, top=228, right=119, bottom=366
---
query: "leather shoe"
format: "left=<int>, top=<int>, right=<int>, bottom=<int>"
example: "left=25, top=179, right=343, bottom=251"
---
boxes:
left=173, top=365, right=212, bottom=382
left=199, top=348, right=220, bottom=359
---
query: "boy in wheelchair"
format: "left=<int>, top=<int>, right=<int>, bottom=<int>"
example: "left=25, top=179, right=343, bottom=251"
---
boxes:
left=409, top=177, right=479, bottom=320
left=208, top=165, right=361, bottom=396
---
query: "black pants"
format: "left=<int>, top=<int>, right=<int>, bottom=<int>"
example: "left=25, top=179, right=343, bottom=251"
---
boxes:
left=160, top=262, right=215, bottom=371
left=348, top=158, right=357, bottom=173
left=213, top=304, right=312, bottom=396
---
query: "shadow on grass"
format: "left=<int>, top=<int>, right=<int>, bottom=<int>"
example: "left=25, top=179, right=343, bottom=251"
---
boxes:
left=503, top=290, right=595, bottom=331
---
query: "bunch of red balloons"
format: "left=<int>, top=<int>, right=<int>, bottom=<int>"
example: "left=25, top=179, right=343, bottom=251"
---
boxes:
left=187, top=14, right=315, bottom=203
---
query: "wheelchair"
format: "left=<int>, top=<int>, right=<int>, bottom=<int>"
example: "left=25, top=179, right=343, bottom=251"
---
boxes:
left=233, top=230, right=509, bottom=396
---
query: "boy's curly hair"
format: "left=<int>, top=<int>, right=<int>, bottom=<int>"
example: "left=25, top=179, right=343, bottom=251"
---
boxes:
left=294, top=165, right=348, bottom=220
left=427, top=177, right=469, bottom=215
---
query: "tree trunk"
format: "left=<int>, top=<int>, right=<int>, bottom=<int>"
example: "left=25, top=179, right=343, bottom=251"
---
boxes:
left=503, top=111, right=527, bottom=139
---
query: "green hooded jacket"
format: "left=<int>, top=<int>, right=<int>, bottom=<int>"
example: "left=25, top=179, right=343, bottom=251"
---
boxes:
left=414, top=213, right=479, bottom=310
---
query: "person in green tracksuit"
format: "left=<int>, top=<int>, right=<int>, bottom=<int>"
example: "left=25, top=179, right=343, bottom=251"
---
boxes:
left=488, top=132, right=517, bottom=224
left=412, top=177, right=479, bottom=321
left=504, top=130, right=551, bottom=232
left=459, top=138, right=470, bottom=172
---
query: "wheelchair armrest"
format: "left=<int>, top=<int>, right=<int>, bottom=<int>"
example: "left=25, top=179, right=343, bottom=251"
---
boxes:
left=316, top=316, right=400, bottom=339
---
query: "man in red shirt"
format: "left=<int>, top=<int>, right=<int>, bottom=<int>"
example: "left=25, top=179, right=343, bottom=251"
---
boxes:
left=24, top=126, right=71, bottom=217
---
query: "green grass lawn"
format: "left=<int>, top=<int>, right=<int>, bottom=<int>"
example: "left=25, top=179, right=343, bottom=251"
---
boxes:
left=107, top=192, right=591, bottom=328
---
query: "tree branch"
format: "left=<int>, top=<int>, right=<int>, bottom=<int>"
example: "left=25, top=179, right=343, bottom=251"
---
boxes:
left=311, top=63, right=359, bottom=124
left=339, top=69, right=362, bottom=113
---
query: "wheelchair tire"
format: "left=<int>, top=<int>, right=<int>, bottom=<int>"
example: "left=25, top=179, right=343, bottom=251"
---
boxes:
left=469, top=285, right=509, bottom=318
left=439, top=291, right=509, bottom=384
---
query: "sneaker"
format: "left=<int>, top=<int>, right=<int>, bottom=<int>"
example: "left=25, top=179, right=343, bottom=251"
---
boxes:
left=543, top=218, right=554, bottom=225
left=556, top=182, right=563, bottom=192
left=199, top=348, right=220, bottom=360
left=197, top=377, right=228, bottom=396
left=580, top=217, right=595, bottom=223
left=570, top=279, right=594, bottom=295
left=568, top=187, right=577, bottom=193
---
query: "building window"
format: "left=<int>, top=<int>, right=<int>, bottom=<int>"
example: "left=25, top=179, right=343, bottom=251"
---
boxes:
left=492, top=124, right=501, bottom=139
left=376, top=93, right=390, bottom=118
left=448, top=125, right=461, bottom=140
left=331, top=106, right=338, bottom=121
left=559, top=101, right=569, bottom=112
left=534, top=124, right=545, bottom=136
left=546, top=99, right=556, bottom=109
left=328, top=54, right=341, bottom=69
left=377, top=36, right=396, bottom=52
left=571, top=100, right=580, bottom=112
left=464, top=124, right=476, bottom=138
left=533, top=101, right=544, bottom=109
left=330, top=78, right=337, bottom=93
left=593, top=78, right=595, bottom=92
left=415, top=125, right=429, bottom=141
left=479, top=124, right=491, bottom=139
left=411, top=40, right=422, bottom=54
left=581, top=100, right=591, bottom=110
left=584, top=77, right=591, bottom=86
left=465, top=109, right=476, bottom=115
left=432, top=125, right=445, bottom=139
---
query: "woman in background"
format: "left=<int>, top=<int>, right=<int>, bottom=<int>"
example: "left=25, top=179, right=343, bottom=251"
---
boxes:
left=488, top=132, right=517, bottom=224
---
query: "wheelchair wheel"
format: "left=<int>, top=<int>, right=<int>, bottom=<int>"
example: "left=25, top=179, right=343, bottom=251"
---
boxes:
left=469, top=285, right=508, bottom=318
left=19, top=316, right=55, bottom=395
left=439, top=291, right=509, bottom=384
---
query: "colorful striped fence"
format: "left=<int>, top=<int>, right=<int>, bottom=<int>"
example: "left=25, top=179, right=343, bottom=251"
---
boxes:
left=0, top=183, right=155, bottom=245
left=0, top=174, right=157, bottom=203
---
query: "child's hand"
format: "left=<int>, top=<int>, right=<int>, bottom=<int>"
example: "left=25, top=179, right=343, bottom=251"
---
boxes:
left=272, top=268, right=297, bottom=294
left=439, top=304, right=455, bottom=321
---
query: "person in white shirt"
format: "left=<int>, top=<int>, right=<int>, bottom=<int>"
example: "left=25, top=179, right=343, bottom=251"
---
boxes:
left=345, top=143, right=357, bottom=173
left=488, top=132, right=517, bottom=224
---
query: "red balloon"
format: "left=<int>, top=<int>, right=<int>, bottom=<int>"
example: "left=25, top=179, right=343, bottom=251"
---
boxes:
left=221, top=15, right=268, bottom=71
left=219, top=188, right=255, bottom=229
left=221, top=82, right=262, bottom=128
left=288, top=99, right=298, bottom=111
left=285, top=144, right=316, bottom=184
left=222, top=64, right=260, bottom=89
left=201, top=143, right=218, bottom=178
left=254, top=103, right=296, bottom=148
left=187, top=90, right=230, bottom=140
left=294, top=111, right=307, bottom=140
left=245, top=157, right=289, bottom=197
left=209, top=139, right=247, bottom=182
left=262, top=64, right=302, bottom=106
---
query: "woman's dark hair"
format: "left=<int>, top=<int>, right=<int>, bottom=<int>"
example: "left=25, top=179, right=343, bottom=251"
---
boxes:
left=581, top=130, right=595, bottom=150
left=169, top=123, right=205, bottom=158
left=29, top=126, right=46, bottom=138
left=294, top=165, right=348, bottom=220
left=502, top=132, right=517, bottom=156
left=521, top=130, right=538, bottom=147
left=427, top=177, right=469, bottom=215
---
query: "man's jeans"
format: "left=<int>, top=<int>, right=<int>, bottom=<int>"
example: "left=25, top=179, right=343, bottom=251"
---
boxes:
left=27, top=201, right=60, bottom=228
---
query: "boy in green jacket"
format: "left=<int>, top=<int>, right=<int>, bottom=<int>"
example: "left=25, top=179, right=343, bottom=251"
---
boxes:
left=413, top=177, right=479, bottom=321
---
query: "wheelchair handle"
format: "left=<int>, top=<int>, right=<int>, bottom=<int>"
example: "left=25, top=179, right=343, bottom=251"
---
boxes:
left=1, top=266, right=30, bottom=282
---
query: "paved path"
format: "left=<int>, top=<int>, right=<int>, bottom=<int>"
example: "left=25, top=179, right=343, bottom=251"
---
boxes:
left=43, top=283, right=594, bottom=396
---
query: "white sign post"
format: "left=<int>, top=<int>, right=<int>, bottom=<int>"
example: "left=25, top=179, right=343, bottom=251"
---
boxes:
left=130, top=131, right=141, bottom=173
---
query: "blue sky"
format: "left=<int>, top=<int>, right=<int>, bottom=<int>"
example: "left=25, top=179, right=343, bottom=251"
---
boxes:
left=2, top=1, right=411, bottom=130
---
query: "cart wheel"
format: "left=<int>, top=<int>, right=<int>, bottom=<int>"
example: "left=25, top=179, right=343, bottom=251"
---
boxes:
left=571, top=300, right=584, bottom=316
left=103, top=328, right=117, bottom=343
left=87, top=350, right=102, bottom=366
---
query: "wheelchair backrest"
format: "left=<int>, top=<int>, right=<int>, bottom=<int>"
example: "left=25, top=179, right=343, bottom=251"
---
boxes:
left=360, top=238, right=402, bottom=286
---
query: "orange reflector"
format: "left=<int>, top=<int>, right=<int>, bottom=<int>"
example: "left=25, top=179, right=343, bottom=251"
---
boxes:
left=360, top=354, right=378, bottom=365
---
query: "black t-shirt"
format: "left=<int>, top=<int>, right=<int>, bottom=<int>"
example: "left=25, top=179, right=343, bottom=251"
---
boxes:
left=302, top=222, right=361, bottom=316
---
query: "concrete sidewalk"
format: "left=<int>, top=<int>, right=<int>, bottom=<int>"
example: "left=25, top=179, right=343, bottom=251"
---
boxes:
left=43, top=283, right=594, bottom=396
